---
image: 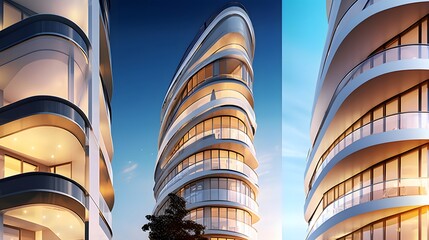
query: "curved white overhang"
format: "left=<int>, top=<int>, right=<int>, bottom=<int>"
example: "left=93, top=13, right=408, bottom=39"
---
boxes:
left=155, top=169, right=259, bottom=210
left=155, top=135, right=258, bottom=187
left=156, top=98, right=256, bottom=170
left=306, top=59, right=429, bottom=186
left=160, top=6, right=255, bottom=127
left=305, top=129, right=429, bottom=220
left=308, top=196, right=429, bottom=240
left=160, top=79, right=255, bottom=145
left=311, top=0, right=429, bottom=144
left=187, top=201, right=259, bottom=223
left=159, top=42, right=255, bottom=143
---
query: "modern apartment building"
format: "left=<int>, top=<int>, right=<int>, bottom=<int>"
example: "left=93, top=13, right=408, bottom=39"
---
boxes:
left=305, top=1, right=429, bottom=239
left=153, top=3, right=259, bottom=240
left=0, top=0, right=114, bottom=239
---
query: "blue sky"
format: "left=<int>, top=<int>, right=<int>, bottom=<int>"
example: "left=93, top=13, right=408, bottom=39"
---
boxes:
left=109, top=0, right=281, bottom=239
left=283, top=0, right=327, bottom=240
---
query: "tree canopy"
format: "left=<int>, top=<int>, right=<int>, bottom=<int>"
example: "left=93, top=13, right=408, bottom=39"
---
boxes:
left=142, top=193, right=208, bottom=240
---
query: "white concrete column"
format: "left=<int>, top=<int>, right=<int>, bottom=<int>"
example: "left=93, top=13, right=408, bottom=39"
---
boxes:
left=86, top=0, right=102, bottom=239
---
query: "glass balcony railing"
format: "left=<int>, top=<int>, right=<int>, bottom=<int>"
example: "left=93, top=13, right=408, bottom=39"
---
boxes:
left=310, top=44, right=429, bottom=161
left=169, top=128, right=255, bottom=167
left=199, top=217, right=257, bottom=239
left=310, top=111, right=429, bottom=188
left=158, top=157, right=258, bottom=197
left=183, top=189, right=258, bottom=212
left=99, top=193, right=112, bottom=227
left=308, top=177, right=429, bottom=235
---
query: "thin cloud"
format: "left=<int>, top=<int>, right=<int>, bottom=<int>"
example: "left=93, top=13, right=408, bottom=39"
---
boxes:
left=122, top=163, right=138, bottom=174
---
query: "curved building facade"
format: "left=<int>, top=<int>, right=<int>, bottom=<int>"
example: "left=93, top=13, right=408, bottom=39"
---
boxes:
left=153, top=4, right=259, bottom=240
left=0, top=0, right=114, bottom=239
left=305, top=1, right=429, bottom=239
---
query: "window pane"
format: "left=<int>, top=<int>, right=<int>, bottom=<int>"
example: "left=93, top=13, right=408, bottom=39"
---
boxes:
left=5, top=155, right=21, bottom=177
left=205, top=64, right=213, bottom=79
left=4, top=2, right=21, bottom=28
left=401, top=88, right=419, bottom=112
left=400, top=210, right=419, bottom=240
left=386, top=217, right=399, bottom=240
left=422, top=146, right=428, bottom=177
left=402, top=25, right=419, bottom=44
left=373, top=222, right=384, bottom=239
left=4, top=226, right=19, bottom=240
left=55, top=163, right=72, bottom=178
left=401, top=150, right=419, bottom=178
left=23, top=162, right=37, bottom=173
left=423, top=19, right=428, bottom=43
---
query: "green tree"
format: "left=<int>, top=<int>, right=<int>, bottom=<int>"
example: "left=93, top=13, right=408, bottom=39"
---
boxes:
left=142, top=193, right=208, bottom=240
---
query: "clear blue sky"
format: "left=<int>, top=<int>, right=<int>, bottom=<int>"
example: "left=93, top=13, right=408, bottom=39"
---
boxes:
left=283, top=0, right=327, bottom=240
left=109, top=0, right=281, bottom=239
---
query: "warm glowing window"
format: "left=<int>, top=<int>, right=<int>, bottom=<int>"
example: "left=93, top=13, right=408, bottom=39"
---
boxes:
left=51, top=163, right=72, bottom=179
left=4, top=155, right=37, bottom=178
left=3, top=2, right=22, bottom=29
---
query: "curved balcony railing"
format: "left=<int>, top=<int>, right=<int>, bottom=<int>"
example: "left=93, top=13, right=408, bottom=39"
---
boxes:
left=311, top=45, right=429, bottom=160
left=199, top=217, right=257, bottom=239
left=166, top=83, right=254, bottom=138
left=184, top=189, right=258, bottom=213
left=0, top=172, right=87, bottom=219
left=0, top=95, right=90, bottom=132
left=310, top=111, right=429, bottom=189
left=157, top=157, right=258, bottom=197
left=168, top=128, right=255, bottom=167
left=99, top=193, right=112, bottom=227
left=0, top=14, right=90, bottom=55
left=335, top=44, right=429, bottom=105
left=308, top=177, right=429, bottom=235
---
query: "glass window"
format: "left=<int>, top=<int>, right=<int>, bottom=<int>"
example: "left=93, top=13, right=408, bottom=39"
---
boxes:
left=4, top=155, right=21, bottom=177
left=196, top=123, right=203, bottom=136
left=222, top=116, right=230, bottom=128
left=204, top=119, right=212, bottom=133
left=213, top=117, right=221, bottom=129
left=423, top=19, right=428, bottom=43
left=196, top=152, right=203, bottom=163
left=422, top=207, right=428, bottom=240
left=189, top=127, right=196, bottom=138
left=3, top=2, right=22, bottom=29
left=211, top=208, right=219, bottom=229
left=54, top=163, right=72, bottom=179
left=401, top=150, right=419, bottom=178
left=23, top=162, right=37, bottom=173
left=372, top=222, right=384, bottom=239
left=401, top=25, right=419, bottom=45
left=422, top=147, right=428, bottom=177
left=3, top=226, right=19, bottom=240
left=386, top=216, right=399, bottom=240
left=386, top=159, right=399, bottom=180
left=362, top=226, right=371, bottom=240
left=401, top=88, right=419, bottom=112
left=400, top=210, right=419, bottom=240
left=205, top=64, right=213, bottom=79
left=422, top=83, right=428, bottom=111
left=197, top=70, right=205, bottom=85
